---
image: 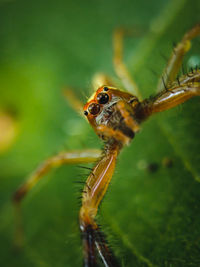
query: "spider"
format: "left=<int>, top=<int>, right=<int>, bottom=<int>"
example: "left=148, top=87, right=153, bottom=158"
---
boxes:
left=13, top=24, right=200, bottom=267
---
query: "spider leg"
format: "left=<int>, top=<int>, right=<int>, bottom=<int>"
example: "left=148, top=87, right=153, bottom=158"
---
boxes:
left=91, top=73, right=116, bottom=89
left=96, top=124, right=131, bottom=145
left=136, top=70, right=200, bottom=120
left=63, top=88, right=85, bottom=117
left=79, top=143, right=121, bottom=267
left=12, top=149, right=101, bottom=247
left=116, top=100, right=140, bottom=133
left=113, top=28, right=142, bottom=99
left=157, top=24, right=200, bottom=91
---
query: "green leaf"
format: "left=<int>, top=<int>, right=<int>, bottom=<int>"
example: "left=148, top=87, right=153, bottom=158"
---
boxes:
left=0, top=0, right=200, bottom=266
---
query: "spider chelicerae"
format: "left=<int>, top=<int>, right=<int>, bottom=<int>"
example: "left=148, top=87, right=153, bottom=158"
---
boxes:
left=13, top=24, right=200, bottom=267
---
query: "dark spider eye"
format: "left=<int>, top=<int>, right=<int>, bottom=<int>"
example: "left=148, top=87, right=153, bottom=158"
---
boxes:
left=84, top=110, right=88, bottom=116
left=97, top=93, right=109, bottom=104
left=88, top=103, right=100, bottom=115
left=104, top=87, right=109, bottom=91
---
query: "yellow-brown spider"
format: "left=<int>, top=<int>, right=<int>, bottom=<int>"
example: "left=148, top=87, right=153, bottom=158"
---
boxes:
left=13, top=24, right=200, bottom=267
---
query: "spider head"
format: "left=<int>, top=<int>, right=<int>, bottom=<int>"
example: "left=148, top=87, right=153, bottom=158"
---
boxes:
left=83, top=86, right=140, bottom=143
left=83, top=86, right=110, bottom=117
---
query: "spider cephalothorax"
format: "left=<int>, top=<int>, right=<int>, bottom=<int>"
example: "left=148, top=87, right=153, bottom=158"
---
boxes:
left=83, top=86, right=140, bottom=145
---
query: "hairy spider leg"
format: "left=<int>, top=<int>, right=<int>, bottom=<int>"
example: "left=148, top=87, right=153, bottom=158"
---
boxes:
left=79, top=143, right=121, bottom=267
left=96, top=124, right=131, bottom=145
left=113, top=28, right=142, bottom=100
left=12, top=149, right=101, bottom=247
left=137, top=70, right=200, bottom=120
left=157, top=24, right=200, bottom=91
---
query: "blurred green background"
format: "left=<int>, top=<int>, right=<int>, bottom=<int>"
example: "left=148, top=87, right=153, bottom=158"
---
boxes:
left=0, top=0, right=200, bottom=266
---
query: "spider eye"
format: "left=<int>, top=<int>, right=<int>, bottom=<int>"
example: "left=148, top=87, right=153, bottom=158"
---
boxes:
left=88, top=103, right=100, bottom=115
left=97, top=93, right=109, bottom=104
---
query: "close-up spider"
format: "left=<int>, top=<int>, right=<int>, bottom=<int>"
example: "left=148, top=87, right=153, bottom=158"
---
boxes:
left=12, top=23, right=200, bottom=267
